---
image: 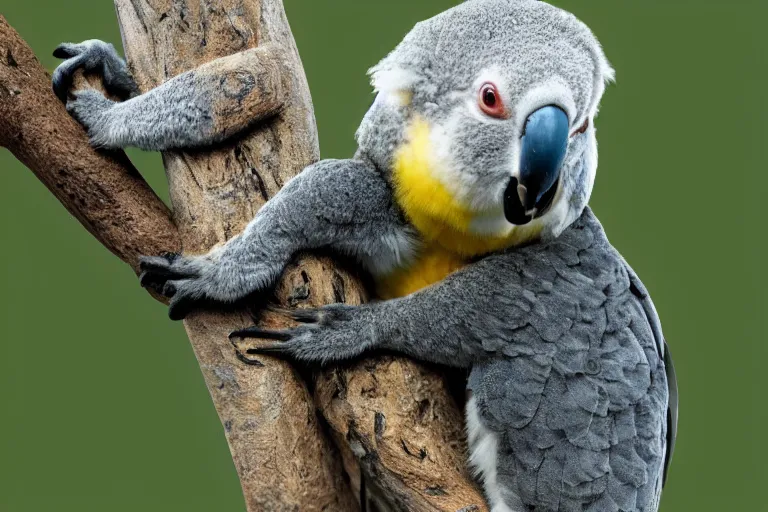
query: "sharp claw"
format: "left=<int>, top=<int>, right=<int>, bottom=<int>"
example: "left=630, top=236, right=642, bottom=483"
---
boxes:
left=245, top=343, right=289, bottom=355
left=139, top=259, right=162, bottom=272
left=168, top=298, right=193, bottom=321
left=53, top=45, right=77, bottom=59
left=229, top=327, right=292, bottom=341
left=290, top=309, right=322, bottom=323
left=138, top=271, right=153, bottom=288
left=51, top=73, right=70, bottom=103
left=229, top=328, right=292, bottom=359
left=139, top=260, right=188, bottom=281
left=162, top=282, right=177, bottom=297
left=234, top=350, right=265, bottom=367
left=139, top=255, right=201, bottom=283
left=264, top=305, right=320, bottom=324
left=52, top=54, right=85, bottom=103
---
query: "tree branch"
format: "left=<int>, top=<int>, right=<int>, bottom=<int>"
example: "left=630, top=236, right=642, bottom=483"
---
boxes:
left=0, top=15, right=179, bottom=272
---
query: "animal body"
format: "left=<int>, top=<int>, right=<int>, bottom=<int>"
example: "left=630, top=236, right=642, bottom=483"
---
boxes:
left=54, top=1, right=677, bottom=510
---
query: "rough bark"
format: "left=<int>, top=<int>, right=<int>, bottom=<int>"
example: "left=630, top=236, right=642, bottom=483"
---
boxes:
left=1, top=1, right=489, bottom=509
left=158, top=43, right=292, bottom=140
left=0, top=16, right=179, bottom=272
left=114, top=1, right=358, bottom=510
left=269, top=262, right=488, bottom=511
left=315, top=360, right=486, bottom=512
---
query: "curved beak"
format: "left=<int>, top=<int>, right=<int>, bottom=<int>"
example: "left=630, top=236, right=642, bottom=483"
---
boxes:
left=504, top=105, right=569, bottom=225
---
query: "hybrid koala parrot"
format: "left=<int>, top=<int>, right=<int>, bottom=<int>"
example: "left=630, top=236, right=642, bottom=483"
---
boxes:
left=53, top=1, right=678, bottom=510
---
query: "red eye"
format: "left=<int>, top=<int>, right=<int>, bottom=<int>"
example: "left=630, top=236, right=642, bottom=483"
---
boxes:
left=571, top=118, right=590, bottom=137
left=479, top=82, right=507, bottom=118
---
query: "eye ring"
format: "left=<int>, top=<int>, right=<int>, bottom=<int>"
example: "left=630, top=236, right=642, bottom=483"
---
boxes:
left=478, top=82, right=508, bottom=119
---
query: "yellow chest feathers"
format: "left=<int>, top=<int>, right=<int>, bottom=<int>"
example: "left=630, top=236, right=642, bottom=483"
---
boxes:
left=376, top=245, right=467, bottom=299
left=377, top=117, right=543, bottom=299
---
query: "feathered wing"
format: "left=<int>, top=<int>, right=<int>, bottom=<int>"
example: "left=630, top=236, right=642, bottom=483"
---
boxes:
left=623, top=261, right=678, bottom=488
left=468, top=208, right=672, bottom=511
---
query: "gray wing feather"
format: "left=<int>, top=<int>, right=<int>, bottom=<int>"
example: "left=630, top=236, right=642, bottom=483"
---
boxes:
left=623, top=262, right=678, bottom=487
left=662, top=342, right=678, bottom=487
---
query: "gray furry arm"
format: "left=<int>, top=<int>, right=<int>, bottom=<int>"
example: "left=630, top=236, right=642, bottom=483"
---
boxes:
left=140, top=159, right=414, bottom=319
left=376, top=257, right=512, bottom=366
left=235, top=253, right=520, bottom=368
left=54, top=40, right=286, bottom=150
left=65, top=73, right=223, bottom=150
left=235, top=216, right=595, bottom=367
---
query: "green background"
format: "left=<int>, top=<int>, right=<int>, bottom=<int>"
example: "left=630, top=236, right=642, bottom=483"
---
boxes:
left=1, top=1, right=765, bottom=510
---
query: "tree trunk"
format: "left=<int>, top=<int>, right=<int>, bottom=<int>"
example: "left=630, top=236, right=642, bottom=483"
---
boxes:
left=1, top=1, right=488, bottom=509
left=113, top=1, right=358, bottom=510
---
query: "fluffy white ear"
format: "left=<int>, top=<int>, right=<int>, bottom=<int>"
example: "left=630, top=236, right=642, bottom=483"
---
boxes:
left=368, top=64, right=420, bottom=95
left=592, top=51, right=616, bottom=117
left=602, top=62, right=616, bottom=85
left=367, top=16, right=440, bottom=95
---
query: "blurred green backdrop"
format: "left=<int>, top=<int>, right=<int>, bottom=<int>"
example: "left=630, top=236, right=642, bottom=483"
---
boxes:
left=1, top=1, right=765, bottom=510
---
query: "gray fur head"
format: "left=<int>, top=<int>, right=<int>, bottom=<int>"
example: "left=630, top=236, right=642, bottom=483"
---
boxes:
left=356, top=0, right=614, bottom=237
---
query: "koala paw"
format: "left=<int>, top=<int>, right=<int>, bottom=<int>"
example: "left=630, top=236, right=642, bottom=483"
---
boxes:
left=230, top=304, right=375, bottom=365
left=140, top=252, right=281, bottom=320
left=52, top=39, right=138, bottom=102
left=139, top=253, right=210, bottom=320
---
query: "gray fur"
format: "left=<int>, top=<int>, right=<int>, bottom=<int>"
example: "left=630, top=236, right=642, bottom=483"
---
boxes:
left=56, top=1, right=674, bottom=510
left=65, top=72, right=220, bottom=150
left=53, top=41, right=226, bottom=150
left=139, top=158, right=417, bottom=320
